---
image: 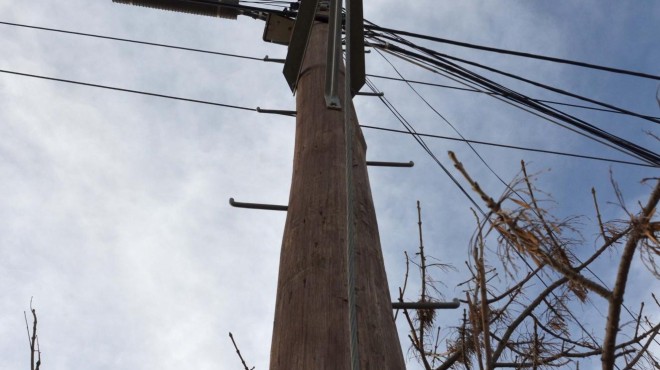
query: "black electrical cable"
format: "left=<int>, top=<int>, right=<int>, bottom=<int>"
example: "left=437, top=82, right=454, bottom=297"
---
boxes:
left=364, top=77, right=488, bottom=216
left=363, top=24, right=660, bottom=81
left=374, top=45, right=660, bottom=167
left=368, top=40, right=660, bottom=352
left=0, top=21, right=267, bottom=62
left=0, top=68, right=262, bottom=112
left=3, top=67, right=649, bottom=168
left=369, top=20, right=655, bottom=359
left=371, top=39, right=660, bottom=166
left=374, top=48, right=521, bottom=195
left=373, top=32, right=660, bottom=126
left=12, top=18, right=653, bottom=125
left=367, top=73, right=608, bottom=355
left=360, top=125, right=654, bottom=168
left=366, top=73, right=660, bottom=121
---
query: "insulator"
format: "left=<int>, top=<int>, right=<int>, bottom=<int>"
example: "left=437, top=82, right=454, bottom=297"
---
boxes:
left=112, top=0, right=240, bottom=20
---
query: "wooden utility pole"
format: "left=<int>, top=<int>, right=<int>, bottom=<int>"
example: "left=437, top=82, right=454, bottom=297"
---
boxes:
left=270, top=17, right=405, bottom=369
left=111, top=1, right=405, bottom=367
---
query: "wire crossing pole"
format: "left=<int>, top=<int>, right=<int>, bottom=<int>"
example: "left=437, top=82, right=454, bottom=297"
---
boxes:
left=270, top=8, right=405, bottom=370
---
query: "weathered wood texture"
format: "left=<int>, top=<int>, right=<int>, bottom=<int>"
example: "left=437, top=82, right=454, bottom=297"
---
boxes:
left=269, top=20, right=405, bottom=370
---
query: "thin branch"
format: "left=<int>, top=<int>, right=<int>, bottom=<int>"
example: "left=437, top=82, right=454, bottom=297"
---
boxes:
left=634, top=303, right=644, bottom=338
left=592, top=188, right=609, bottom=242
left=623, top=321, right=660, bottom=370
left=491, top=276, right=568, bottom=362
left=395, top=251, right=411, bottom=321
left=418, top=200, right=428, bottom=353
left=228, top=332, right=254, bottom=370
left=602, top=181, right=660, bottom=370
left=449, top=151, right=611, bottom=299
left=475, top=232, right=493, bottom=370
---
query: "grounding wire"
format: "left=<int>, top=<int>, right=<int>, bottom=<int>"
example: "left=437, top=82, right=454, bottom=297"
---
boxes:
left=363, top=24, right=660, bottom=81
left=368, top=39, right=657, bottom=167
left=372, top=38, right=660, bottom=166
left=360, top=126, right=654, bottom=168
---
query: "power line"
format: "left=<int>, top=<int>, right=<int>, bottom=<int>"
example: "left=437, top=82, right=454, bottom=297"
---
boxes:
left=373, top=33, right=660, bottom=126
left=3, top=66, right=652, bottom=169
left=368, top=37, right=660, bottom=351
left=365, top=67, right=611, bottom=356
left=364, top=77, right=488, bottom=216
left=372, top=41, right=657, bottom=168
left=368, top=38, right=660, bottom=166
left=373, top=41, right=657, bottom=167
left=0, top=20, right=269, bottom=62
left=366, top=73, right=660, bottom=121
left=374, top=47, right=520, bottom=198
left=360, top=125, right=655, bottom=168
left=8, top=18, right=654, bottom=126
left=363, top=24, right=660, bottom=81
left=5, top=64, right=647, bottom=168
left=0, top=68, right=261, bottom=112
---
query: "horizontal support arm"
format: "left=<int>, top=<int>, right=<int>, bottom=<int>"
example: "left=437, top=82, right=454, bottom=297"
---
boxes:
left=229, top=198, right=288, bottom=211
left=392, top=299, right=460, bottom=310
left=367, top=161, right=414, bottom=167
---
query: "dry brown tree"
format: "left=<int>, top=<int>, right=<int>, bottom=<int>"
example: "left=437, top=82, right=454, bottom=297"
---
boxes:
left=400, top=152, right=660, bottom=370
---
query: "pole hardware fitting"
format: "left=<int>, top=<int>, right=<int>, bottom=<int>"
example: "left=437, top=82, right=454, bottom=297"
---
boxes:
left=229, top=198, right=288, bottom=211
left=392, top=299, right=460, bottom=310
left=263, top=56, right=286, bottom=64
left=355, top=91, right=384, bottom=97
left=366, top=161, right=414, bottom=168
left=256, top=107, right=297, bottom=116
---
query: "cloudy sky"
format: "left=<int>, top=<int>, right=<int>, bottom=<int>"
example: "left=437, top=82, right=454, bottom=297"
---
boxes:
left=1, top=1, right=658, bottom=369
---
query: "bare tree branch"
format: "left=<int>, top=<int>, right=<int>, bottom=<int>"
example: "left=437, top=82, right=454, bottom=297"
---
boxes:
left=602, top=181, right=660, bottom=370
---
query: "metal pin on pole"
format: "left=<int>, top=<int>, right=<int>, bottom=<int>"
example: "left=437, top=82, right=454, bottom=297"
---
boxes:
left=366, top=161, right=414, bottom=167
left=229, top=198, right=288, bottom=211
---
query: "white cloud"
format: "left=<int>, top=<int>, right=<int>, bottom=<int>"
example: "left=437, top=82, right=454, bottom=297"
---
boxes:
left=1, top=1, right=657, bottom=369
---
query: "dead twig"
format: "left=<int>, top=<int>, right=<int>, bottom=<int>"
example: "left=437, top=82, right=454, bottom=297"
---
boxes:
left=229, top=332, right=254, bottom=370
left=24, top=298, right=41, bottom=370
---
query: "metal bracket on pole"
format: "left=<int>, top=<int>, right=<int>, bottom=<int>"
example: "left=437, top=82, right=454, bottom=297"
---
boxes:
left=392, top=299, right=460, bottom=310
left=346, top=0, right=365, bottom=95
left=256, top=107, right=297, bottom=116
left=229, top=198, right=288, bottom=211
left=324, top=0, right=343, bottom=109
left=263, top=56, right=285, bottom=64
left=355, top=92, right=384, bottom=97
left=366, top=161, right=414, bottom=168
left=283, top=0, right=320, bottom=93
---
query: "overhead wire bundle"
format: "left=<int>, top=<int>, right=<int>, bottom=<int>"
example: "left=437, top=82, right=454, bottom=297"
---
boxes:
left=362, top=21, right=660, bottom=167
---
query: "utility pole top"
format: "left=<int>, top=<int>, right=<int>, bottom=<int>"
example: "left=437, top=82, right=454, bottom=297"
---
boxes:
left=283, top=0, right=365, bottom=97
